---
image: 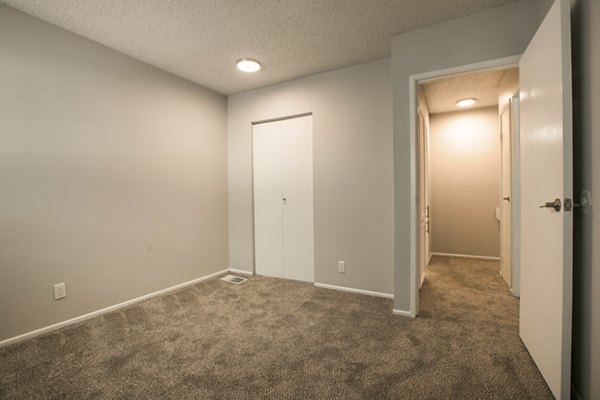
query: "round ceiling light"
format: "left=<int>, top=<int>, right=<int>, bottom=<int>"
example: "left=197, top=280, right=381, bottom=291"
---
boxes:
left=236, top=58, right=261, bottom=73
left=456, top=98, right=477, bottom=107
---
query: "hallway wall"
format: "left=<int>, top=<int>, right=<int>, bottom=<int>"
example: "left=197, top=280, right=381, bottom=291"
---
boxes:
left=429, top=107, right=500, bottom=258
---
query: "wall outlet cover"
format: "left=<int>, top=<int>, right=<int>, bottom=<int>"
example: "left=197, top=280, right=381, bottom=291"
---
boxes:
left=338, top=261, right=346, bottom=273
left=54, top=283, right=67, bottom=300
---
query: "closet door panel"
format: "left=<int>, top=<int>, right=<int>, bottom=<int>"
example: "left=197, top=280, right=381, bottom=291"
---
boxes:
left=252, top=122, right=284, bottom=278
left=282, top=116, right=314, bottom=282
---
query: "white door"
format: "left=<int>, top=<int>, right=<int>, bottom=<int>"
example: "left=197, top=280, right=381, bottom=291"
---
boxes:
left=417, top=109, right=428, bottom=288
left=253, top=115, right=314, bottom=282
left=281, top=116, right=314, bottom=282
left=500, top=105, right=512, bottom=289
left=253, top=121, right=284, bottom=278
left=519, top=1, right=572, bottom=399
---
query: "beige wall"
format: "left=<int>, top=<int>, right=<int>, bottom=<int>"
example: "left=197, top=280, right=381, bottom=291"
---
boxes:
left=391, top=0, right=547, bottom=313
left=0, top=5, right=228, bottom=341
left=228, top=59, right=394, bottom=295
left=429, top=107, right=500, bottom=258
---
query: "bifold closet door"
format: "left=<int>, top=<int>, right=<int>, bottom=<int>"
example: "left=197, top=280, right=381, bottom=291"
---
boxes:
left=281, top=116, right=314, bottom=282
left=253, top=121, right=284, bottom=278
left=253, top=115, right=314, bottom=282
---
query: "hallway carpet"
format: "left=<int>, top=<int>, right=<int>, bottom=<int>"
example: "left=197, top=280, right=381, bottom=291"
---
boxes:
left=0, top=257, right=553, bottom=399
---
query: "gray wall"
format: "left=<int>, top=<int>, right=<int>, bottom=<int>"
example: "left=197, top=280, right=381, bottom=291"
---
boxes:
left=571, top=0, right=600, bottom=398
left=0, top=5, right=229, bottom=341
left=429, top=107, right=500, bottom=258
left=228, top=59, right=394, bottom=295
left=391, top=0, right=547, bottom=312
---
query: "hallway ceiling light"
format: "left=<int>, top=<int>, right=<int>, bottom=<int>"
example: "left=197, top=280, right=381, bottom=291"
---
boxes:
left=236, top=58, right=261, bottom=73
left=456, top=98, right=477, bottom=107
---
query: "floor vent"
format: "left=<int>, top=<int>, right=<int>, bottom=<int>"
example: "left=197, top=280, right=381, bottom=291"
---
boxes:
left=220, top=274, right=248, bottom=284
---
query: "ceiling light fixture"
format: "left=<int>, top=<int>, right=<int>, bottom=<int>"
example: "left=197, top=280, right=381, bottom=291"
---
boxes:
left=456, top=98, right=477, bottom=107
left=236, top=58, right=261, bottom=73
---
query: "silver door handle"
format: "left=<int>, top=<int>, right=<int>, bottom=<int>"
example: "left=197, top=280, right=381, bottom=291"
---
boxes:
left=539, top=198, right=561, bottom=212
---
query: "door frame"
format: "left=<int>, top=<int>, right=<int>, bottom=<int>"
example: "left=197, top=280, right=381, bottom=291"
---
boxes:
left=408, top=55, right=521, bottom=317
left=416, top=107, right=428, bottom=289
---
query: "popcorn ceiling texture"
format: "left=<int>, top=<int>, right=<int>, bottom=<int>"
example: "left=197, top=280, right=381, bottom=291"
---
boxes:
left=422, top=68, right=518, bottom=114
left=2, top=0, right=517, bottom=95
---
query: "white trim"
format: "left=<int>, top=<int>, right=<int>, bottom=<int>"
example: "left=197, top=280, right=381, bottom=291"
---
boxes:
left=393, top=309, right=412, bottom=317
left=407, top=54, right=523, bottom=318
left=0, top=268, right=229, bottom=348
left=228, top=268, right=254, bottom=276
left=427, top=252, right=433, bottom=265
left=412, top=55, right=521, bottom=84
left=313, top=282, right=394, bottom=299
left=430, top=252, right=500, bottom=261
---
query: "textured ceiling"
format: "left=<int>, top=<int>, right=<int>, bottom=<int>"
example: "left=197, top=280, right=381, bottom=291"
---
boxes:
left=2, top=0, right=518, bottom=95
left=422, top=68, right=518, bottom=114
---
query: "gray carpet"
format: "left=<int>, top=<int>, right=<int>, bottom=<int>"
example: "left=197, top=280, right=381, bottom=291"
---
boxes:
left=0, top=256, right=553, bottom=399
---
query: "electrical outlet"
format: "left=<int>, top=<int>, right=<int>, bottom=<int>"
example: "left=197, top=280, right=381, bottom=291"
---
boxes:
left=338, top=261, right=346, bottom=273
left=54, top=283, right=66, bottom=300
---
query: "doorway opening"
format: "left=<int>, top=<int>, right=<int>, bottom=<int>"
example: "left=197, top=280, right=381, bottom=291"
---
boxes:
left=414, top=62, right=521, bottom=312
left=406, top=5, right=573, bottom=398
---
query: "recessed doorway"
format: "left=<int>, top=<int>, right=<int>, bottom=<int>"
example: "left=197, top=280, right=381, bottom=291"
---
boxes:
left=415, top=66, right=520, bottom=300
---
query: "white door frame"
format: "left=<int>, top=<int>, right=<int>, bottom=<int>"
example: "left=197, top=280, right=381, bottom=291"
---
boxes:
left=408, top=55, right=521, bottom=317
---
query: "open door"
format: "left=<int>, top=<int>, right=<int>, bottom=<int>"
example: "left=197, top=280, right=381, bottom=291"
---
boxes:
left=417, top=108, right=429, bottom=288
left=519, top=0, right=572, bottom=399
left=500, top=104, right=513, bottom=290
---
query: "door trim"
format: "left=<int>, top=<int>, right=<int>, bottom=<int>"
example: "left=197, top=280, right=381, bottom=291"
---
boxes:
left=408, top=55, right=521, bottom=317
left=252, top=112, right=313, bottom=126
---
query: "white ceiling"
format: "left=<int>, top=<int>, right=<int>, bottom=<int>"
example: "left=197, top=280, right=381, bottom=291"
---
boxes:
left=422, top=68, right=518, bottom=114
left=2, top=0, right=518, bottom=95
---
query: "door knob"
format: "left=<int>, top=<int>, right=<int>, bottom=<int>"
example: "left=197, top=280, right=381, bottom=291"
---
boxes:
left=539, top=198, right=561, bottom=212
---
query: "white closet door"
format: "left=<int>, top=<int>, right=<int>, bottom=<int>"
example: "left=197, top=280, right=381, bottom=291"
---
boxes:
left=282, top=116, right=314, bottom=282
left=252, top=115, right=314, bottom=282
left=253, top=122, right=284, bottom=278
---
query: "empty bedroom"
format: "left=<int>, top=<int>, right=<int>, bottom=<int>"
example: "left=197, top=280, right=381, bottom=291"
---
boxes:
left=1, top=1, right=598, bottom=399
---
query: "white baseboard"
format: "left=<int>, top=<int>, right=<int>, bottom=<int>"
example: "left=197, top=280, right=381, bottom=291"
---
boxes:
left=0, top=268, right=229, bottom=348
left=313, top=282, right=393, bottom=299
left=430, top=252, right=500, bottom=261
left=228, top=268, right=253, bottom=276
left=427, top=252, right=433, bottom=265
left=393, top=309, right=413, bottom=317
